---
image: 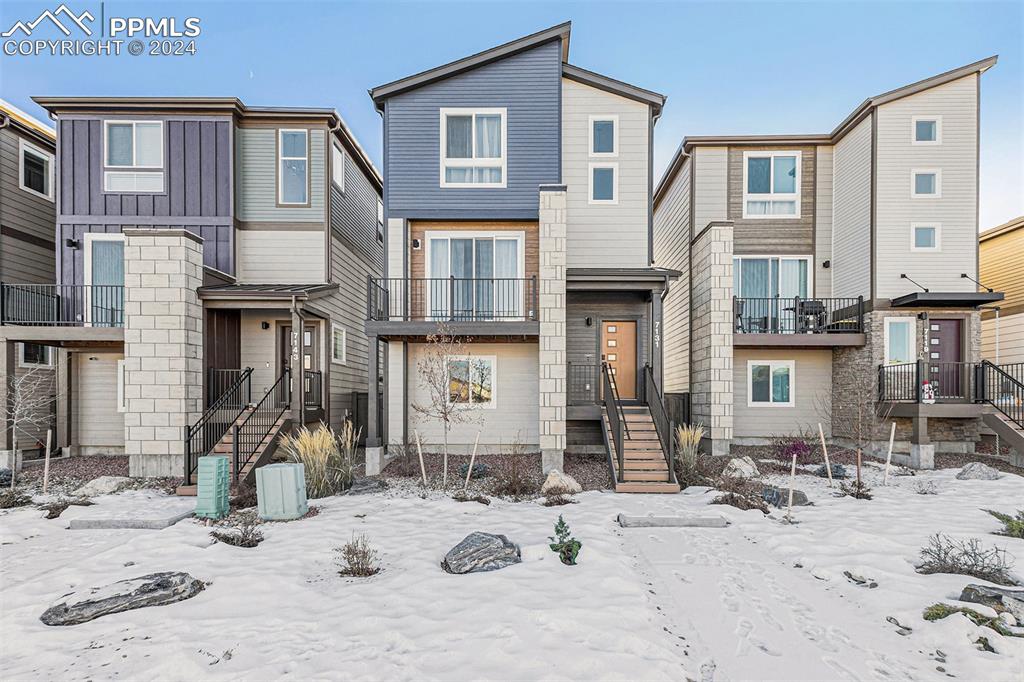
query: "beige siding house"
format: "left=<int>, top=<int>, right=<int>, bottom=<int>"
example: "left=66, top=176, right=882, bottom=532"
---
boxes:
left=980, top=217, right=1024, bottom=364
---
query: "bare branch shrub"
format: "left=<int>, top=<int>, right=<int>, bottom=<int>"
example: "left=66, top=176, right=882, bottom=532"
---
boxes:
left=4, top=360, right=62, bottom=488
left=336, top=533, right=381, bottom=577
left=488, top=436, right=539, bottom=499
left=916, top=534, right=1017, bottom=586
left=211, top=510, right=264, bottom=548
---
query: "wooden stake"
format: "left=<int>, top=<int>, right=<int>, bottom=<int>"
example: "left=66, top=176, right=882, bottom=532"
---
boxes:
left=883, top=421, right=896, bottom=485
left=42, top=429, right=53, bottom=494
left=818, top=422, right=833, bottom=487
left=786, top=451, right=798, bottom=523
left=464, top=431, right=481, bottom=491
left=414, top=429, right=427, bottom=486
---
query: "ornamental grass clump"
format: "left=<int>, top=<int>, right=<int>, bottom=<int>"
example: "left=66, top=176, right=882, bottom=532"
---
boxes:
left=280, top=423, right=355, bottom=498
left=549, top=515, right=582, bottom=566
left=674, top=422, right=709, bottom=488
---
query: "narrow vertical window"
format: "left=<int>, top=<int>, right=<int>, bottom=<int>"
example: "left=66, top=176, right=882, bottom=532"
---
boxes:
left=19, top=139, right=53, bottom=201
left=279, top=129, right=309, bottom=205
left=331, top=142, right=345, bottom=191
left=589, top=116, right=618, bottom=156
left=589, top=164, right=618, bottom=203
left=331, top=324, right=347, bottom=364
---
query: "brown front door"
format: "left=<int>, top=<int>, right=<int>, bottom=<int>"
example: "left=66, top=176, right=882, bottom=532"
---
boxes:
left=929, top=318, right=963, bottom=399
left=602, top=320, right=637, bottom=400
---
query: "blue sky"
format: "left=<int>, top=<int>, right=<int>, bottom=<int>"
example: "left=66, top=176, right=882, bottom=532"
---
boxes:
left=2, top=0, right=1021, bottom=227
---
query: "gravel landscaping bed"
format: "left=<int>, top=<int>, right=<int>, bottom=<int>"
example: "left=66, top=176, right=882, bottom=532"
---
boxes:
left=14, top=457, right=179, bottom=496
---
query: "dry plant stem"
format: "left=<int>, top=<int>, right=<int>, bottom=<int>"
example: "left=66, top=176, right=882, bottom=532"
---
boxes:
left=786, top=451, right=797, bottom=521
left=414, top=430, right=427, bottom=486
left=883, top=421, right=896, bottom=485
left=464, top=431, right=481, bottom=491
left=818, top=422, right=833, bottom=487
left=42, top=428, right=52, bottom=494
left=857, top=448, right=863, bottom=488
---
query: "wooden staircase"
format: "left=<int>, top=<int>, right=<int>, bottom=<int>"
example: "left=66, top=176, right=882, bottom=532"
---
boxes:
left=604, top=406, right=680, bottom=494
left=176, top=410, right=290, bottom=496
left=982, top=411, right=1024, bottom=469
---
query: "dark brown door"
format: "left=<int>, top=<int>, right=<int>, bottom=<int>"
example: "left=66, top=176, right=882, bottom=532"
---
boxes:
left=929, top=319, right=963, bottom=399
left=602, top=321, right=637, bottom=400
left=281, top=324, right=320, bottom=405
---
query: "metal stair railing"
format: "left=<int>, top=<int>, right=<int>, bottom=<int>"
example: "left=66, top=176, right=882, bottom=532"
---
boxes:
left=184, top=367, right=253, bottom=485
left=643, top=364, right=677, bottom=484
left=232, top=368, right=291, bottom=483
left=601, top=361, right=630, bottom=483
left=975, top=360, right=1024, bottom=430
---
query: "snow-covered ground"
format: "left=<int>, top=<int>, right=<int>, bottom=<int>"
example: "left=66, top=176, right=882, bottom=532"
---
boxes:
left=1, top=466, right=1022, bottom=681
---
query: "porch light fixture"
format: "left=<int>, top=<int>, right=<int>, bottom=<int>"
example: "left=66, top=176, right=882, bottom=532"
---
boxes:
left=918, top=312, right=929, bottom=321
left=822, top=260, right=831, bottom=269
left=261, top=321, right=270, bottom=330
left=585, top=317, right=593, bottom=327
left=412, top=238, right=422, bottom=250
left=65, top=238, right=79, bottom=249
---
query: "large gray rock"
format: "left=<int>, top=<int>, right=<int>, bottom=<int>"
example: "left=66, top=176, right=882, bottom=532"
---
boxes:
left=345, top=477, right=388, bottom=496
left=955, top=462, right=1001, bottom=481
left=723, top=456, right=759, bottom=479
left=441, top=532, right=521, bottom=574
left=762, top=485, right=810, bottom=508
left=72, top=476, right=131, bottom=497
left=959, top=584, right=1024, bottom=624
left=40, top=572, right=205, bottom=626
left=541, top=470, right=582, bottom=496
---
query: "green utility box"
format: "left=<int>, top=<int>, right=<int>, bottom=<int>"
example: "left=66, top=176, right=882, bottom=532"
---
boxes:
left=195, top=455, right=230, bottom=519
left=255, top=463, right=308, bottom=521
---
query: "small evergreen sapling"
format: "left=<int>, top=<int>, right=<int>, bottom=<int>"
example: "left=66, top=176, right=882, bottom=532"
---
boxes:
left=548, top=515, right=582, bottom=566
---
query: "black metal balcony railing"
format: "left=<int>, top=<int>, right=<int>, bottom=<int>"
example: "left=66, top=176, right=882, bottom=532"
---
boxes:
left=1, top=283, right=124, bottom=327
left=367, top=276, right=538, bottom=322
left=878, top=361, right=977, bottom=403
left=733, top=296, right=863, bottom=334
left=304, top=370, right=322, bottom=409
left=568, top=362, right=599, bottom=405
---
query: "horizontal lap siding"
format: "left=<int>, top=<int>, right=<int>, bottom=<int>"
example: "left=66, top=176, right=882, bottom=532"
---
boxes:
left=330, top=152, right=383, bottom=272
left=832, top=115, right=872, bottom=299
left=982, top=312, right=1024, bottom=365
left=235, top=230, right=324, bottom=284
left=815, top=147, right=834, bottom=297
left=74, top=352, right=124, bottom=448
left=653, top=158, right=691, bottom=392
left=693, top=147, right=727, bottom=232
left=980, top=228, right=1024, bottom=309
left=1, top=239, right=54, bottom=283
left=236, top=127, right=325, bottom=222
left=384, top=40, right=561, bottom=219
left=733, top=348, right=832, bottom=438
left=728, top=145, right=816, bottom=255
left=0, top=128, right=57, bottom=284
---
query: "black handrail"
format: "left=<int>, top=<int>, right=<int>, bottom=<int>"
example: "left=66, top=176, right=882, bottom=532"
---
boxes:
left=304, top=370, right=322, bottom=408
left=1, top=283, right=124, bottom=327
left=208, top=368, right=250, bottom=407
left=184, top=367, right=253, bottom=485
left=733, top=295, right=863, bottom=334
left=601, top=361, right=629, bottom=483
left=879, top=361, right=976, bottom=403
left=976, top=360, right=1024, bottom=429
left=232, top=368, right=291, bottom=483
left=366, top=276, right=538, bottom=322
left=643, top=364, right=676, bottom=484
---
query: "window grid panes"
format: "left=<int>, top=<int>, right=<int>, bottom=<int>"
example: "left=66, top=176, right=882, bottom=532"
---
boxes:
left=749, top=362, right=792, bottom=405
left=448, top=357, right=493, bottom=406
left=104, top=121, right=164, bottom=192
left=441, top=110, right=504, bottom=186
left=279, top=130, right=308, bottom=204
left=427, top=234, right=522, bottom=320
left=744, top=152, right=799, bottom=217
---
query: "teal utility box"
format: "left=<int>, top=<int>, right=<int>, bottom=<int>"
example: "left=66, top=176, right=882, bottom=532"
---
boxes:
left=195, top=455, right=230, bottom=519
left=255, top=463, right=308, bottom=521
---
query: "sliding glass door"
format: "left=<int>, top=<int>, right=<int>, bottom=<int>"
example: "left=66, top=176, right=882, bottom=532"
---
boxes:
left=427, top=234, right=523, bottom=320
left=733, top=256, right=809, bottom=332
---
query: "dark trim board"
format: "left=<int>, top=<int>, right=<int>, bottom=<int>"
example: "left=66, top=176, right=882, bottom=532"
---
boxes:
left=733, top=333, right=866, bottom=348
left=890, top=292, right=1004, bottom=308
left=365, top=320, right=540, bottom=341
left=884, top=402, right=988, bottom=419
left=388, top=209, right=541, bottom=222
left=1, top=224, right=56, bottom=252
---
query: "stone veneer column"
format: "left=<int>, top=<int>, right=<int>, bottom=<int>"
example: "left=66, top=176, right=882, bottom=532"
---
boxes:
left=123, top=229, right=204, bottom=478
left=690, top=221, right=734, bottom=455
left=538, top=186, right=567, bottom=473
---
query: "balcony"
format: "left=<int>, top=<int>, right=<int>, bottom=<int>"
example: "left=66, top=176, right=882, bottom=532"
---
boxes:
left=732, top=296, right=865, bottom=347
left=365, top=277, right=539, bottom=340
left=0, top=283, right=124, bottom=347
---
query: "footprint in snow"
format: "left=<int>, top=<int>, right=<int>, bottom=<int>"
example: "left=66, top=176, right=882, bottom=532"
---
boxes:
left=671, top=569, right=692, bottom=584
left=718, top=587, right=740, bottom=613
left=822, top=656, right=863, bottom=682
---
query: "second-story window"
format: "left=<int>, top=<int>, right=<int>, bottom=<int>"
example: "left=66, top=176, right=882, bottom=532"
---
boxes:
left=743, top=151, right=800, bottom=218
left=104, top=121, right=164, bottom=193
left=911, top=169, right=941, bottom=198
left=589, top=115, right=618, bottom=156
left=279, top=129, right=309, bottom=205
left=376, top=199, right=385, bottom=243
left=19, top=139, right=54, bottom=201
left=331, top=142, right=345, bottom=192
left=912, top=116, right=941, bottom=144
left=439, top=108, right=505, bottom=188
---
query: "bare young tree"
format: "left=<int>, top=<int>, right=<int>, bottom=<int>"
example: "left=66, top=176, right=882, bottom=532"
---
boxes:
left=4, top=357, right=61, bottom=489
left=410, top=324, right=482, bottom=488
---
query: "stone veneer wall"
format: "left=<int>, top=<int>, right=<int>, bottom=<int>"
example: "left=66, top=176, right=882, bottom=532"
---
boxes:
left=690, top=221, right=734, bottom=454
left=538, top=186, right=567, bottom=472
left=123, top=229, right=204, bottom=477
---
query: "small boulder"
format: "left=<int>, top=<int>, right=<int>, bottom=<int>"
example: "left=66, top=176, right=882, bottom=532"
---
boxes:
left=0, top=468, right=11, bottom=486
left=541, top=470, right=582, bottom=496
left=72, top=476, right=131, bottom=497
left=959, top=584, right=1024, bottom=624
left=723, top=456, right=759, bottom=479
left=955, top=462, right=1001, bottom=481
left=762, top=484, right=809, bottom=508
left=40, top=572, right=205, bottom=626
left=816, top=463, right=846, bottom=479
left=441, top=532, right=521, bottom=574
left=344, top=477, right=388, bottom=496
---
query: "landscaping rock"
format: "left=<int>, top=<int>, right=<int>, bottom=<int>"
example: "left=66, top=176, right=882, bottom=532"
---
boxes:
left=843, top=570, right=878, bottom=588
left=72, top=476, right=131, bottom=497
left=345, top=477, right=388, bottom=496
left=441, top=532, right=521, bottom=574
left=762, top=484, right=809, bottom=508
left=0, top=468, right=11, bottom=486
left=959, top=584, right=1024, bottom=623
left=723, top=456, right=759, bottom=479
left=541, top=470, right=582, bottom=496
left=955, top=462, right=1001, bottom=481
left=816, top=463, right=846, bottom=479
left=40, top=572, right=205, bottom=626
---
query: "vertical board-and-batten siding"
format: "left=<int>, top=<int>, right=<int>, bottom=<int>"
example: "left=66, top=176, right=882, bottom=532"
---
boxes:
left=732, top=348, right=833, bottom=438
left=874, top=75, right=978, bottom=299
left=693, top=147, right=728, bottom=233
left=814, top=146, right=834, bottom=298
left=384, top=40, right=561, bottom=219
left=561, top=78, right=649, bottom=268
left=831, top=115, right=873, bottom=299
left=652, top=156, right=691, bottom=392
left=0, top=127, right=56, bottom=283
left=727, top=145, right=816, bottom=255
left=235, top=127, right=326, bottom=223
left=56, top=116, right=233, bottom=278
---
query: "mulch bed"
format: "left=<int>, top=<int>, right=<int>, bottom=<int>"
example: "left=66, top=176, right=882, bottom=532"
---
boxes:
left=15, top=456, right=180, bottom=495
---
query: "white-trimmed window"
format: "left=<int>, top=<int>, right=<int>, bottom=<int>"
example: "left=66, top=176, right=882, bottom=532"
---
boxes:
left=911, top=223, right=941, bottom=251
left=439, top=108, right=506, bottom=188
left=447, top=355, right=495, bottom=408
left=18, top=342, right=52, bottom=368
left=331, top=142, right=345, bottom=191
left=19, top=139, right=54, bottom=201
left=425, top=231, right=525, bottom=320
left=376, top=199, right=385, bottom=243
left=589, top=115, right=618, bottom=156
left=743, top=151, right=800, bottom=218
left=104, top=121, right=164, bottom=193
left=331, top=324, right=347, bottom=365
left=884, top=317, right=916, bottom=365
left=912, top=116, right=941, bottom=145
left=589, top=163, right=618, bottom=204
left=747, top=360, right=794, bottom=407
left=911, top=169, right=941, bottom=198
left=278, top=129, right=309, bottom=205
left=116, top=359, right=127, bottom=413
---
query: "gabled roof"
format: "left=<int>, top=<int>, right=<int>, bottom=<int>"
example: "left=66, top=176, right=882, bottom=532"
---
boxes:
left=980, top=215, right=1024, bottom=243
left=562, top=63, right=665, bottom=115
left=0, top=98, right=55, bottom=147
left=654, top=55, right=998, bottom=207
left=32, top=96, right=381, bottom=190
left=370, top=22, right=572, bottom=108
